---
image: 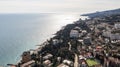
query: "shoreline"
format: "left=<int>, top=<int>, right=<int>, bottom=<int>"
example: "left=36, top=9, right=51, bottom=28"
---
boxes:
left=8, top=15, right=88, bottom=66
left=8, top=11, right=120, bottom=67
left=5, top=14, right=85, bottom=67
left=0, top=14, right=82, bottom=67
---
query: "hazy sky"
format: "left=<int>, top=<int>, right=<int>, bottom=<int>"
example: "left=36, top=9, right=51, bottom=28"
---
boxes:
left=0, top=0, right=120, bottom=13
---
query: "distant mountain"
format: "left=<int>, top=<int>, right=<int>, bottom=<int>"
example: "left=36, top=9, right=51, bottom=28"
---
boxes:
left=82, top=8, right=120, bottom=18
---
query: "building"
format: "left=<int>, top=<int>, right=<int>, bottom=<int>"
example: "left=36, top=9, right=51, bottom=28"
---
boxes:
left=52, top=39, right=60, bottom=45
left=52, top=39, right=63, bottom=45
left=43, top=53, right=53, bottom=60
left=63, top=59, right=73, bottom=66
left=114, top=23, right=120, bottom=29
left=96, top=46, right=102, bottom=52
left=82, top=30, right=87, bottom=34
left=74, top=26, right=81, bottom=30
left=102, top=31, right=111, bottom=38
left=57, top=63, right=69, bottom=67
left=70, top=29, right=79, bottom=38
left=57, top=57, right=62, bottom=62
left=78, top=39, right=84, bottom=44
left=110, top=33, right=120, bottom=40
left=43, top=60, right=52, bottom=67
left=21, top=51, right=31, bottom=63
left=79, top=55, right=86, bottom=60
left=83, top=37, right=92, bottom=45
left=20, top=60, right=35, bottom=67
left=102, top=30, right=120, bottom=40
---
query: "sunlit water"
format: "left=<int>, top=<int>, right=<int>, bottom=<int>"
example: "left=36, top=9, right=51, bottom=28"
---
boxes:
left=0, top=14, right=87, bottom=66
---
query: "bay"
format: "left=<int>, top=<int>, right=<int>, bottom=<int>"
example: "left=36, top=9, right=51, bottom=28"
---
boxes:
left=0, top=14, right=86, bottom=66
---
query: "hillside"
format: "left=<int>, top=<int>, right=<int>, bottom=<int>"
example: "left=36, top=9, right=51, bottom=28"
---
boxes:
left=82, top=8, right=120, bottom=18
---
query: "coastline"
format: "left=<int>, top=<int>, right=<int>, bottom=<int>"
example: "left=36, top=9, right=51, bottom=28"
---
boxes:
left=0, top=14, right=81, bottom=66
left=8, top=12, right=120, bottom=67
left=9, top=15, right=88, bottom=66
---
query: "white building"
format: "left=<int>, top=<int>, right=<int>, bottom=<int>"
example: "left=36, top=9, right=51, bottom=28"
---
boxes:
left=114, top=23, right=120, bottom=29
left=21, top=60, right=35, bottom=67
left=102, top=30, right=120, bottom=40
left=52, top=39, right=59, bottom=45
left=110, top=33, right=120, bottom=40
left=43, top=60, right=52, bottom=67
left=82, top=30, right=87, bottom=34
left=43, top=53, right=53, bottom=60
left=57, top=63, right=69, bottom=67
left=74, top=26, right=81, bottom=30
left=78, top=39, right=84, bottom=44
left=63, top=59, right=73, bottom=66
left=70, top=30, right=79, bottom=38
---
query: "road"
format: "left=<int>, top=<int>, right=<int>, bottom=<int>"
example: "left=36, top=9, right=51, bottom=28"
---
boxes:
left=68, top=42, right=79, bottom=67
left=68, top=42, right=71, bottom=51
left=74, top=53, right=79, bottom=67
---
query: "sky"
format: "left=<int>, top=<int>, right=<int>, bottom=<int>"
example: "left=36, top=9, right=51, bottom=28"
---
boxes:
left=0, top=0, right=120, bottom=14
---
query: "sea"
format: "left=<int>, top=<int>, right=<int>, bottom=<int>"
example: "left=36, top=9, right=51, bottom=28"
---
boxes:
left=0, top=13, right=87, bottom=66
